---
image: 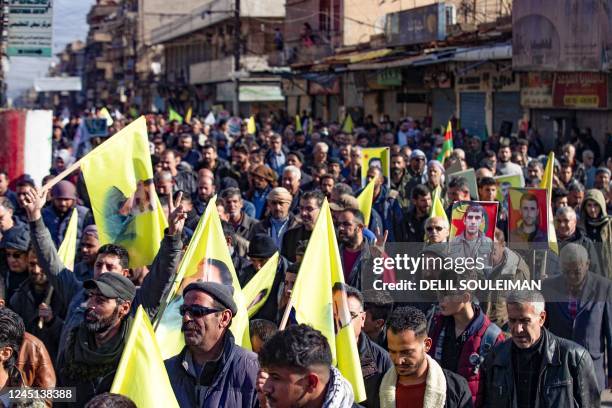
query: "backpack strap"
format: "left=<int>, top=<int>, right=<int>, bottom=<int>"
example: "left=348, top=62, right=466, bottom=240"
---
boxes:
left=471, top=323, right=502, bottom=374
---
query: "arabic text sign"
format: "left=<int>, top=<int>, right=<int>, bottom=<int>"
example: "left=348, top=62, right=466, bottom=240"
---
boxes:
left=8, top=0, right=53, bottom=57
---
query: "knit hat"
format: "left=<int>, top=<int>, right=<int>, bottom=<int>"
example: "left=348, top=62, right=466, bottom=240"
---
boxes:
left=247, top=234, right=278, bottom=259
left=51, top=180, right=77, bottom=200
left=427, top=160, right=445, bottom=173
left=183, top=281, right=238, bottom=316
left=288, top=151, right=304, bottom=164
left=0, top=225, right=30, bottom=251
left=82, top=224, right=98, bottom=240
left=267, top=187, right=292, bottom=203
left=250, top=165, right=277, bottom=183
left=410, top=149, right=427, bottom=160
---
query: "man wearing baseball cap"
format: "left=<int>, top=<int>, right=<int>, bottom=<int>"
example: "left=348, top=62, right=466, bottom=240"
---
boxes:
left=41, top=180, right=93, bottom=247
left=57, top=273, right=137, bottom=406
left=165, top=281, right=259, bottom=407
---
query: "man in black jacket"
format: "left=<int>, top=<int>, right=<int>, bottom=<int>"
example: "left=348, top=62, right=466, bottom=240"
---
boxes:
left=281, top=191, right=324, bottom=262
left=481, top=290, right=600, bottom=408
left=555, top=206, right=602, bottom=276
left=344, top=284, right=392, bottom=408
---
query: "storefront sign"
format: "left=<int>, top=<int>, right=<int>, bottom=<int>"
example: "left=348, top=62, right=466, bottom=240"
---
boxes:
left=552, top=73, right=608, bottom=109
left=386, top=3, right=446, bottom=46
left=8, top=0, right=53, bottom=57
left=376, top=69, right=402, bottom=87
left=513, top=0, right=610, bottom=71
left=520, top=72, right=554, bottom=108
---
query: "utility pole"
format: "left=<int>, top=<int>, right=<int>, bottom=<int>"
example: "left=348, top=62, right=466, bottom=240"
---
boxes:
left=0, top=0, right=7, bottom=107
left=232, top=0, right=240, bottom=116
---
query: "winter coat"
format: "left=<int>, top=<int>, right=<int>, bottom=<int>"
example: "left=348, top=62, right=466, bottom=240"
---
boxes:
left=579, top=189, right=612, bottom=279
left=543, top=272, right=612, bottom=393
left=480, top=328, right=600, bottom=408
left=428, top=307, right=504, bottom=407
left=41, top=204, right=92, bottom=248
left=164, top=332, right=259, bottom=408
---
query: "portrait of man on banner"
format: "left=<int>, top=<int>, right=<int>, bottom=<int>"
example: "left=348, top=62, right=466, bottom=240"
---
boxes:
left=508, top=188, right=548, bottom=243
left=448, top=201, right=498, bottom=272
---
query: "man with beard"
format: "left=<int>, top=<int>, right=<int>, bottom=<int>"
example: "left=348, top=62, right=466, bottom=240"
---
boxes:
left=194, top=172, right=216, bottom=216
left=379, top=306, right=472, bottom=408
left=510, top=193, right=547, bottom=243
left=337, top=208, right=376, bottom=290
left=176, top=133, right=202, bottom=168
left=10, top=247, right=65, bottom=361
left=391, top=185, right=431, bottom=243
left=58, top=273, right=136, bottom=406
left=496, top=143, right=525, bottom=185
left=257, top=324, right=357, bottom=408
left=481, top=290, right=599, bottom=408
left=579, top=189, right=612, bottom=278
left=73, top=225, right=100, bottom=282
left=23, top=187, right=185, bottom=365
left=450, top=204, right=493, bottom=267
left=199, top=143, right=230, bottom=182
left=42, top=180, right=93, bottom=247
left=246, top=164, right=277, bottom=220
left=165, top=281, right=259, bottom=407
left=222, top=144, right=252, bottom=192
left=250, top=187, right=299, bottom=248
left=281, top=191, right=324, bottom=262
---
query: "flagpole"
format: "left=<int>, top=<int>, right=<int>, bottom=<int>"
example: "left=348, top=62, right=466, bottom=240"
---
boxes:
left=278, top=296, right=296, bottom=331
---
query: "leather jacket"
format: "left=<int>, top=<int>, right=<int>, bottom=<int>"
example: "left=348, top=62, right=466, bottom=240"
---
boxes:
left=17, top=332, right=56, bottom=389
left=480, top=328, right=600, bottom=408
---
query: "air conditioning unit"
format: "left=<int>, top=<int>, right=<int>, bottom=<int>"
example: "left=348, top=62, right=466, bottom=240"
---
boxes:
left=445, top=5, right=456, bottom=25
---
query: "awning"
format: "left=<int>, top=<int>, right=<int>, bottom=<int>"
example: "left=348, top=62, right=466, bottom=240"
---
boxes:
left=324, top=48, right=393, bottom=65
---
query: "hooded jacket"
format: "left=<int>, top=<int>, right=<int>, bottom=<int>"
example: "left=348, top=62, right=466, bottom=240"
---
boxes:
left=579, top=189, right=612, bottom=278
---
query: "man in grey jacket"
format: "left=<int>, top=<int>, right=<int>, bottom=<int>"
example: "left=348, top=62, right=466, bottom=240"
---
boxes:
left=22, top=187, right=185, bottom=363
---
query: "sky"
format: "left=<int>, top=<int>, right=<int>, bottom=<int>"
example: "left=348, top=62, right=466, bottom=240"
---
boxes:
left=6, top=0, right=95, bottom=100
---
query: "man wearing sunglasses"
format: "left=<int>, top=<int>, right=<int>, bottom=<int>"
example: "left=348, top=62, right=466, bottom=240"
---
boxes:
left=165, top=281, right=259, bottom=407
left=424, top=216, right=450, bottom=244
left=0, top=223, right=31, bottom=300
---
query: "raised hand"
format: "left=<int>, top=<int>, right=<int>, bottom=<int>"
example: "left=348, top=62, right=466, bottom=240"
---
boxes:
left=167, top=191, right=186, bottom=236
left=23, top=187, right=48, bottom=222
left=371, top=227, right=389, bottom=258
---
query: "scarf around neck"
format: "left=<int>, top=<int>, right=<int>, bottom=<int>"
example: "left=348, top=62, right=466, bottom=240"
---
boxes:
left=62, top=316, right=132, bottom=382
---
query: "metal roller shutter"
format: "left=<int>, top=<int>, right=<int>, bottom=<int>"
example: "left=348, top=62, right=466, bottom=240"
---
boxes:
left=432, top=89, right=456, bottom=129
left=493, top=92, right=522, bottom=136
left=460, top=92, right=486, bottom=137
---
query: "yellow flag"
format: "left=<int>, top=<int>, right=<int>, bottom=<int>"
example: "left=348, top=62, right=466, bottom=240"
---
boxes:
left=356, top=178, right=376, bottom=226
left=100, top=107, right=113, bottom=126
left=287, top=200, right=366, bottom=402
left=247, top=115, right=257, bottom=134
left=342, top=114, right=354, bottom=134
left=308, top=117, right=314, bottom=135
left=155, top=196, right=250, bottom=359
left=185, top=107, right=193, bottom=124
left=111, top=307, right=179, bottom=408
left=540, top=152, right=558, bottom=254
left=295, top=115, right=303, bottom=132
left=243, top=252, right=279, bottom=318
left=57, top=208, right=79, bottom=271
left=360, top=147, right=390, bottom=188
left=81, top=117, right=168, bottom=268
left=169, top=108, right=183, bottom=124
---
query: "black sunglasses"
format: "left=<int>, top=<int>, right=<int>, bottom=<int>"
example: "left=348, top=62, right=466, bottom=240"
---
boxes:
left=179, top=304, right=224, bottom=318
left=427, top=226, right=444, bottom=232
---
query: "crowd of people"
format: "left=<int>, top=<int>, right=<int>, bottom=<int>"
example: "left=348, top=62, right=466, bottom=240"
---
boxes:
left=0, top=109, right=609, bottom=407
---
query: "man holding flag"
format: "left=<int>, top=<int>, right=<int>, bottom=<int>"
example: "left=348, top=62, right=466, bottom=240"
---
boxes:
left=23, top=188, right=185, bottom=364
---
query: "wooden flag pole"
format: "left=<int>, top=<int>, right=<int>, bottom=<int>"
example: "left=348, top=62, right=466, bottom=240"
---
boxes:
left=41, top=159, right=83, bottom=193
left=278, top=295, right=296, bottom=331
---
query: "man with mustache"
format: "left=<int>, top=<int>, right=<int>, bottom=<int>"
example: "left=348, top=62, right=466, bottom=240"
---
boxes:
left=481, top=290, right=600, bottom=408
left=58, top=273, right=137, bottom=406
left=281, top=191, right=324, bottom=262
left=379, top=306, right=472, bottom=408
left=165, top=281, right=259, bottom=407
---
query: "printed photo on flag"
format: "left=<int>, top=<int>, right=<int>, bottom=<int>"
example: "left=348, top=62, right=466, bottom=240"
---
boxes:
left=449, top=201, right=498, bottom=270
left=447, top=168, right=479, bottom=200
left=360, top=147, right=390, bottom=188
left=508, top=188, right=548, bottom=245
